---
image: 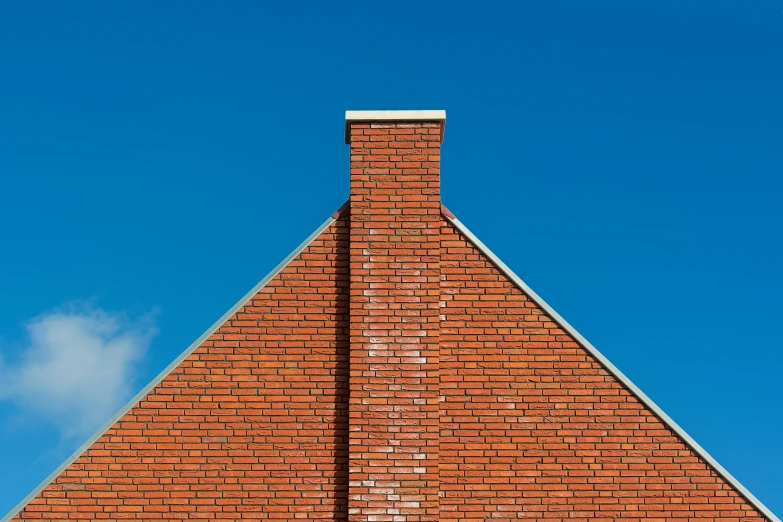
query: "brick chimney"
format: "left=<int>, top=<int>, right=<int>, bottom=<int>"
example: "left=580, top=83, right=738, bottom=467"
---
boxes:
left=346, top=110, right=446, bottom=521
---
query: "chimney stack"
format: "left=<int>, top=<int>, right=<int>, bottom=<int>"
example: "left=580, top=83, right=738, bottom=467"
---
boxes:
left=346, top=110, right=445, bottom=521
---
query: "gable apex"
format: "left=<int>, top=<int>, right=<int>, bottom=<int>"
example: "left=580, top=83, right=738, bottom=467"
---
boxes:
left=4, top=205, right=777, bottom=522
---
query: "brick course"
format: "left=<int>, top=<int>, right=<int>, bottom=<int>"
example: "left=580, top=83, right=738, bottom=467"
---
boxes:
left=8, top=114, right=771, bottom=522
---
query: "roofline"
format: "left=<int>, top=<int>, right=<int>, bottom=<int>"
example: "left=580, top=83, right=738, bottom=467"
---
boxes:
left=1, top=208, right=342, bottom=522
left=3, top=202, right=777, bottom=522
left=443, top=212, right=780, bottom=522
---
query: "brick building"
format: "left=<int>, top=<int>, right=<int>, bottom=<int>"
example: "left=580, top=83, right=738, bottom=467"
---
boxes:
left=3, top=111, right=777, bottom=521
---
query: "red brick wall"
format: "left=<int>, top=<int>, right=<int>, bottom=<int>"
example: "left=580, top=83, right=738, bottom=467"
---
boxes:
left=8, top=118, right=770, bottom=522
left=439, top=220, right=765, bottom=521
left=13, top=217, right=350, bottom=521
left=347, top=121, right=442, bottom=521
left=10, top=216, right=769, bottom=522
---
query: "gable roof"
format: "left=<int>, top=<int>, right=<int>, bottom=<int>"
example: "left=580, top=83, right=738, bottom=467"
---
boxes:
left=2, top=203, right=778, bottom=522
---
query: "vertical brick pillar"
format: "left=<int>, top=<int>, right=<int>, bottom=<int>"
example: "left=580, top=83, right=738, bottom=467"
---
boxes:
left=346, top=111, right=445, bottom=521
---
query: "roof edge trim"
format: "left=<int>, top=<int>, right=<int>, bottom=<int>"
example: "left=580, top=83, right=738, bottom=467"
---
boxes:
left=1, top=208, right=343, bottom=522
left=443, top=213, right=779, bottom=522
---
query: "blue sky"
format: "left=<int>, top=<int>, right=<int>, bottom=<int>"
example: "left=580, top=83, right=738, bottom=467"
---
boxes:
left=1, top=0, right=781, bottom=516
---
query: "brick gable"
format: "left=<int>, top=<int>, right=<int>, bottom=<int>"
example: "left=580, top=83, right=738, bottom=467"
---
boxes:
left=5, top=111, right=775, bottom=522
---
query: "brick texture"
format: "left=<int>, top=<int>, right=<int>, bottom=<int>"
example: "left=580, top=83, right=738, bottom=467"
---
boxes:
left=438, top=221, right=765, bottom=521
left=8, top=116, right=770, bottom=522
left=347, top=121, right=442, bottom=521
left=13, top=217, right=350, bottom=520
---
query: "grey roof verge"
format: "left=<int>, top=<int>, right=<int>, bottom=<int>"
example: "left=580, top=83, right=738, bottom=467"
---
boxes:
left=443, top=213, right=779, bottom=522
left=1, top=211, right=340, bottom=522
left=3, top=203, right=777, bottom=522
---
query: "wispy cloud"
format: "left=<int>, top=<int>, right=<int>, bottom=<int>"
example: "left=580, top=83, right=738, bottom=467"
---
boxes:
left=0, top=305, right=157, bottom=438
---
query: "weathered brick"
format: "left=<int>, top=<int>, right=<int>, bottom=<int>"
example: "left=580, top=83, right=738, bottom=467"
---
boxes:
left=348, top=120, right=442, bottom=522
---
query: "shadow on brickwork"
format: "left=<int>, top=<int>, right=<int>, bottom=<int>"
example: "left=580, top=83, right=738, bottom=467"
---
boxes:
left=331, top=219, right=350, bottom=519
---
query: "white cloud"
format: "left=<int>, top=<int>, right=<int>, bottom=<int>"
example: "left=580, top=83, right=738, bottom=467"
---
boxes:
left=0, top=305, right=157, bottom=438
